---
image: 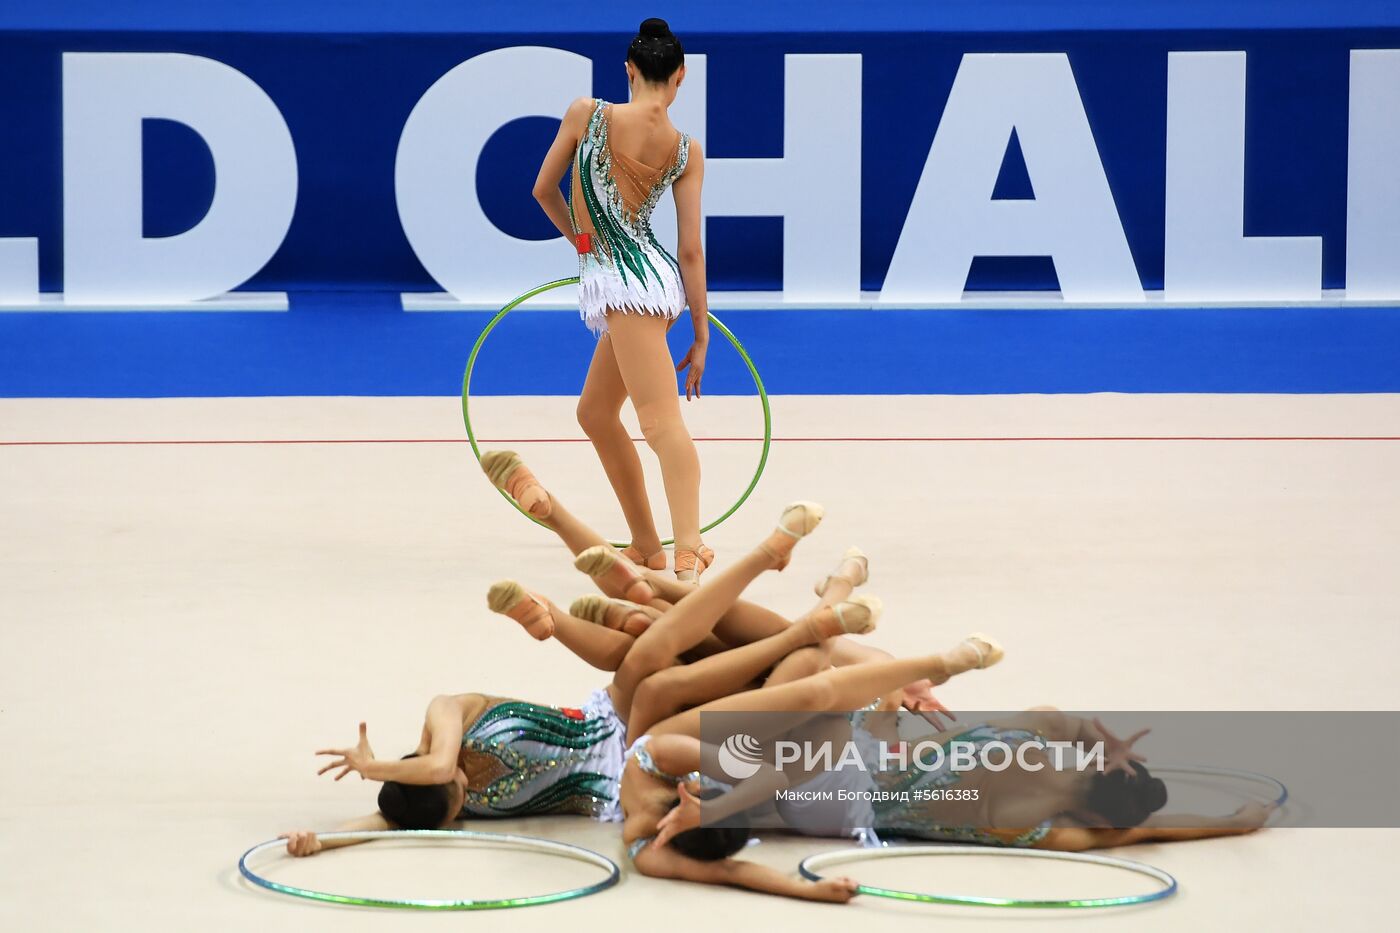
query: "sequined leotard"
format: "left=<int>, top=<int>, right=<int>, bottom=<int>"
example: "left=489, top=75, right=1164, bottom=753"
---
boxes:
left=570, top=99, right=691, bottom=335
left=870, top=721, right=1053, bottom=848
left=459, top=689, right=627, bottom=822
left=623, top=734, right=731, bottom=860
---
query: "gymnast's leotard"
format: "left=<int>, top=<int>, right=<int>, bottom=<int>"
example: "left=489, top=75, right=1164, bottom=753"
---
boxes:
left=623, top=734, right=731, bottom=860
left=570, top=99, right=691, bottom=335
left=870, top=721, right=1053, bottom=847
left=458, top=689, right=627, bottom=822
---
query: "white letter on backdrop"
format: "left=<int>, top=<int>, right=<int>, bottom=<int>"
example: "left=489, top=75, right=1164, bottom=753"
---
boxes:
left=396, top=47, right=590, bottom=302
left=1164, top=51, right=1322, bottom=301
left=689, top=55, right=862, bottom=301
left=1347, top=49, right=1400, bottom=299
left=62, top=53, right=298, bottom=303
left=882, top=53, right=1141, bottom=303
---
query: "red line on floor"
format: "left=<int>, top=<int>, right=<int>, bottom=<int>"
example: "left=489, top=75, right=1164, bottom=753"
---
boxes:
left=3, top=436, right=1400, bottom=447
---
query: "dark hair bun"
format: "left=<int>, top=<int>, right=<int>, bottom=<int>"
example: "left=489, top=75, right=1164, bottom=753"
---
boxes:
left=376, top=753, right=455, bottom=830
left=1144, top=777, right=1168, bottom=812
left=1086, top=761, right=1169, bottom=828
left=628, top=19, right=684, bottom=83
left=640, top=18, right=672, bottom=39
left=665, top=787, right=749, bottom=861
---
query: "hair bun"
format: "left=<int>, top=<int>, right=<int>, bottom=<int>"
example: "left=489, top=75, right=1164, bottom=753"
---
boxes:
left=1145, top=778, right=1168, bottom=812
left=639, top=17, right=672, bottom=39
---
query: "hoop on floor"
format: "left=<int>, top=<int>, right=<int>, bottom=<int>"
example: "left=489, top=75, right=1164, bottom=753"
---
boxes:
left=798, top=844, right=1177, bottom=909
left=461, top=276, right=771, bottom=547
left=1155, top=764, right=1289, bottom=810
left=238, top=830, right=619, bottom=910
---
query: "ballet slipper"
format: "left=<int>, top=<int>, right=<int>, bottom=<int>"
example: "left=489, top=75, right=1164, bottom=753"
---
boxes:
left=962, top=633, right=1005, bottom=669
left=830, top=594, right=882, bottom=635
left=574, top=545, right=655, bottom=604
left=621, top=545, right=668, bottom=571
left=486, top=580, right=554, bottom=640
left=815, top=546, right=869, bottom=597
left=481, top=450, right=551, bottom=519
left=673, top=543, right=715, bottom=583
left=569, top=595, right=655, bottom=637
left=760, top=501, right=825, bottom=571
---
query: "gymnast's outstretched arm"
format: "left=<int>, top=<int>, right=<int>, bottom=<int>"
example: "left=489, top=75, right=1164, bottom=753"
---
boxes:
left=632, top=841, right=858, bottom=903
left=279, top=812, right=390, bottom=857
left=1036, top=803, right=1274, bottom=850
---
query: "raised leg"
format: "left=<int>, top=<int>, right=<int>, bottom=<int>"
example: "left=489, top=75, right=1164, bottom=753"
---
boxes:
left=609, top=503, right=823, bottom=718
left=551, top=608, right=636, bottom=671
left=641, top=546, right=867, bottom=648
left=627, top=610, right=862, bottom=738
left=764, top=646, right=833, bottom=686
left=486, top=581, right=635, bottom=672
left=649, top=635, right=1003, bottom=741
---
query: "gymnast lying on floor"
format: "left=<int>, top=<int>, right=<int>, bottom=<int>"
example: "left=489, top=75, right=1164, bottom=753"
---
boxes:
left=279, top=456, right=921, bottom=859
left=481, top=458, right=1272, bottom=901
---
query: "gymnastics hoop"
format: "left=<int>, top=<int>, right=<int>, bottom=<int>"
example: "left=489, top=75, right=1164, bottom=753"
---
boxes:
left=798, top=844, right=1178, bottom=909
left=1155, top=764, right=1289, bottom=810
left=238, top=830, right=619, bottom=910
left=461, top=277, right=771, bottom=548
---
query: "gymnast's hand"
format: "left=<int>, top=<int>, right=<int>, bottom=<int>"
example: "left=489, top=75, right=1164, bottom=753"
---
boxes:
left=279, top=830, right=323, bottom=857
left=316, top=721, right=377, bottom=781
left=676, top=339, right=706, bottom=400
left=809, top=877, right=860, bottom=903
left=1230, top=801, right=1277, bottom=830
left=654, top=782, right=704, bottom=848
left=1093, top=718, right=1149, bottom=775
left=902, top=680, right=956, bottom=731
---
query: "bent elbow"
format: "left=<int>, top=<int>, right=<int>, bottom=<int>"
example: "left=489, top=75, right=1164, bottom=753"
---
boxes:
left=678, top=246, right=703, bottom=266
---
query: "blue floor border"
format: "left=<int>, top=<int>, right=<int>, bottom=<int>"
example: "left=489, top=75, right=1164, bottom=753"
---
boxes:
left=2, top=292, right=1399, bottom=397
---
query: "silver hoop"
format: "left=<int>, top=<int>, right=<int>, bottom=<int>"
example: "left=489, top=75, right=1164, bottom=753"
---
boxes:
left=239, top=830, right=619, bottom=910
left=1155, top=764, right=1288, bottom=809
left=799, top=843, right=1178, bottom=909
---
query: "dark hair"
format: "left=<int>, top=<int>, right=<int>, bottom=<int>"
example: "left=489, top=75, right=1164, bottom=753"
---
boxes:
left=664, top=788, right=748, bottom=861
left=1086, top=762, right=1168, bottom=828
left=628, top=18, right=684, bottom=83
left=376, top=754, right=455, bottom=830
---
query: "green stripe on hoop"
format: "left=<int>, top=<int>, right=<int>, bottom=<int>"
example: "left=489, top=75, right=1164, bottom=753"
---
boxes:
left=461, top=277, right=771, bottom=547
left=238, top=830, right=619, bottom=910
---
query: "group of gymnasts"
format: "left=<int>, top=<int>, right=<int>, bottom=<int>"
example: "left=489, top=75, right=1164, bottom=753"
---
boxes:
left=282, top=453, right=1271, bottom=903
left=276, top=19, right=1272, bottom=903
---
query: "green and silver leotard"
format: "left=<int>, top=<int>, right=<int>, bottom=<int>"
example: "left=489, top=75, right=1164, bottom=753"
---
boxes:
left=570, top=99, right=690, bottom=335
left=459, top=688, right=627, bottom=822
left=623, top=734, right=733, bottom=861
left=870, top=721, right=1053, bottom=848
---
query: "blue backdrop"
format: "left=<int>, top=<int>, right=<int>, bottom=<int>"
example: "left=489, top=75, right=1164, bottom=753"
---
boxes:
left=2, top=2, right=1399, bottom=395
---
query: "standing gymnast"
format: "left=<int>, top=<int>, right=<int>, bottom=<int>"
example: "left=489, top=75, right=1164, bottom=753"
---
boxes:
left=532, top=18, right=713, bottom=580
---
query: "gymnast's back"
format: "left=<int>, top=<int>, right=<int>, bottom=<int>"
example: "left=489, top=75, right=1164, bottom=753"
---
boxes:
left=568, top=97, right=691, bottom=332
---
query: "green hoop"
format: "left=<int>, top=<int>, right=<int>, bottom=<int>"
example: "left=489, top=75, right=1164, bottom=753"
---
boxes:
left=461, top=276, right=771, bottom=548
left=238, top=830, right=619, bottom=910
left=798, top=844, right=1178, bottom=909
